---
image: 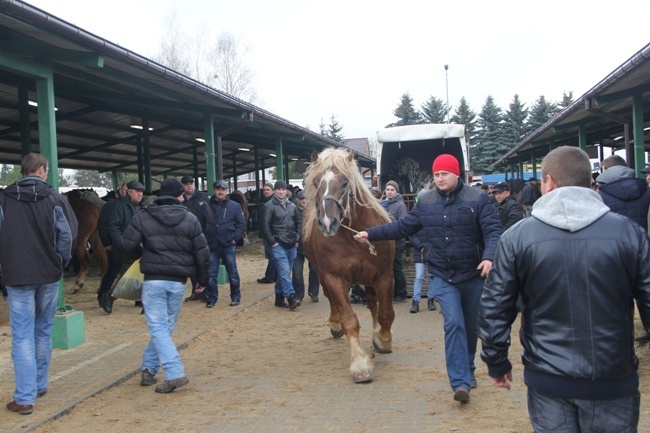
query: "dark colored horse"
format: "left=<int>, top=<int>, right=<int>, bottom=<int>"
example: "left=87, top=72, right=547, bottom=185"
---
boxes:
left=64, top=189, right=108, bottom=293
left=229, top=190, right=250, bottom=236
left=303, top=148, right=395, bottom=383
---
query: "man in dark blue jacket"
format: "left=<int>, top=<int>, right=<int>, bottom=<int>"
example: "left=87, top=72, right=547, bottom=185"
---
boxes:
left=355, top=154, right=502, bottom=403
left=596, top=163, right=650, bottom=231
left=479, top=146, right=650, bottom=432
left=204, top=180, right=246, bottom=308
left=0, top=153, right=78, bottom=415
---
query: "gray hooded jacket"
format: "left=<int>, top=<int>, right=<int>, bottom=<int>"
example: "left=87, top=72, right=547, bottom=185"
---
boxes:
left=480, top=186, right=650, bottom=400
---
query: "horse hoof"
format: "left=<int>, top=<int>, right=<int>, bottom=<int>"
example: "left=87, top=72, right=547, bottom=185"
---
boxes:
left=352, top=372, right=373, bottom=383
left=330, top=329, right=344, bottom=339
left=373, top=339, right=392, bottom=354
left=73, top=284, right=84, bottom=294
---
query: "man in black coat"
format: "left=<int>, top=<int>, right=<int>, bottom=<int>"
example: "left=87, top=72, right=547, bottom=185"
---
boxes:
left=122, top=178, right=209, bottom=394
left=479, top=146, right=650, bottom=432
left=260, top=180, right=302, bottom=310
left=492, top=182, right=524, bottom=230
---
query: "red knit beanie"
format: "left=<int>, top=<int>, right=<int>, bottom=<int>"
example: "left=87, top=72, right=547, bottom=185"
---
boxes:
left=432, top=154, right=460, bottom=176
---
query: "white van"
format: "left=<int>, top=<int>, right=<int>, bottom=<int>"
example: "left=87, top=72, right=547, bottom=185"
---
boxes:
left=375, top=123, right=470, bottom=195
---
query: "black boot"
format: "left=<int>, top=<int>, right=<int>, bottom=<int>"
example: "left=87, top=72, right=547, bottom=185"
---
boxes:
left=287, top=294, right=301, bottom=310
left=275, top=293, right=288, bottom=308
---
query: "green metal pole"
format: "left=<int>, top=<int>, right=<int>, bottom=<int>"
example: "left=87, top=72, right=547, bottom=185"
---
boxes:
left=204, top=113, right=216, bottom=189
left=275, top=137, right=284, bottom=181
left=632, top=94, right=646, bottom=176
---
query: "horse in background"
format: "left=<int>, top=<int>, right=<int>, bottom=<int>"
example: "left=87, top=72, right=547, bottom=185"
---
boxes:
left=303, top=148, right=395, bottom=383
left=64, top=189, right=108, bottom=293
left=229, top=190, right=250, bottom=239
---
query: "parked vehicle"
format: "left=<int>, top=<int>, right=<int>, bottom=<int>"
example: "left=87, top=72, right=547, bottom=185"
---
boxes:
left=375, top=123, right=470, bottom=196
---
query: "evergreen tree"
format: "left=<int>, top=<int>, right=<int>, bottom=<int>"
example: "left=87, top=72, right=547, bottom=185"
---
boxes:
left=326, top=115, right=345, bottom=142
left=0, top=164, right=22, bottom=186
left=319, top=115, right=345, bottom=142
left=472, top=95, right=507, bottom=174
left=386, top=93, right=422, bottom=127
left=526, top=95, right=558, bottom=134
left=58, top=168, right=73, bottom=187
left=420, top=96, right=447, bottom=124
left=450, top=97, right=477, bottom=141
left=73, top=170, right=113, bottom=188
left=319, top=118, right=327, bottom=136
left=504, top=94, right=529, bottom=146
left=271, top=161, right=304, bottom=180
left=559, top=91, right=573, bottom=108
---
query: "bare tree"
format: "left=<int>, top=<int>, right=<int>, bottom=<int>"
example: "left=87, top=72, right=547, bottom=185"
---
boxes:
left=205, top=32, right=257, bottom=103
left=154, top=11, right=258, bottom=104
left=154, top=9, right=191, bottom=76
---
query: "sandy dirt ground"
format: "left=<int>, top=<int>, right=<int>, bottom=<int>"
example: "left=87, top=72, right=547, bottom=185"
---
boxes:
left=2, top=236, right=650, bottom=433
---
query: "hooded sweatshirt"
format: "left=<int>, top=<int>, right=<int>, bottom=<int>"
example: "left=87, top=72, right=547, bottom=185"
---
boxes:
left=0, top=176, right=78, bottom=285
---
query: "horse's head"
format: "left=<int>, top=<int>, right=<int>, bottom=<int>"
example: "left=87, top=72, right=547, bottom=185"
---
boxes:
left=309, top=150, right=354, bottom=236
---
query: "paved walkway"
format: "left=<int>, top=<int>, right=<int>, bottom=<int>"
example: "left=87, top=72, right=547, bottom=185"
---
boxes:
left=1, top=269, right=649, bottom=432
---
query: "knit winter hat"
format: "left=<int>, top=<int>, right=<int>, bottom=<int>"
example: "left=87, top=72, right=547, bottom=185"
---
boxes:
left=159, top=178, right=184, bottom=198
left=385, top=180, right=399, bottom=193
left=432, top=154, right=460, bottom=176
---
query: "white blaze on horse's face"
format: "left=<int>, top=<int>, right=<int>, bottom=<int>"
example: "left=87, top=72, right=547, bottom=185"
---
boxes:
left=317, top=168, right=349, bottom=237
left=319, top=170, right=336, bottom=233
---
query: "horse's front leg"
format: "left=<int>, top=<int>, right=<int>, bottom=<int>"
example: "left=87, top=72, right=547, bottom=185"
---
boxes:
left=327, top=280, right=373, bottom=383
left=321, top=282, right=343, bottom=338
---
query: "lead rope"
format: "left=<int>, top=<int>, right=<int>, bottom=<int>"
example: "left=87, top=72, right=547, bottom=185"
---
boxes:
left=338, top=192, right=378, bottom=256
left=342, top=224, right=377, bottom=255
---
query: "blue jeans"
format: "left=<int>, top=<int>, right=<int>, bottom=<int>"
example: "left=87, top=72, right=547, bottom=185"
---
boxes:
left=527, top=388, right=640, bottom=432
left=271, top=245, right=297, bottom=298
left=6, top=282, right=59, bottom=405
left=207, top=245, right=241, bottom=303
left=263, top=240, right=277, bottom=281
left=393, top=247, right=407, bottom=298
left=292, top=251, right=319, bottom=300
left=412, top=262, right=433, bottom=302
left=430, top=275, right=484, bottom=391
left=141, top=280, right=186, bottom=380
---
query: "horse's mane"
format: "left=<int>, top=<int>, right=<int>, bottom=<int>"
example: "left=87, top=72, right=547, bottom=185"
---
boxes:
left=303, top=148, right=391, bottom=241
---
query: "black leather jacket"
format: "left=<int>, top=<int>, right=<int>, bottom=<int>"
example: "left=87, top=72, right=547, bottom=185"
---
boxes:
left=479, top=187, right=650, bottom=400
left=260, top=195, right=301, bottom=248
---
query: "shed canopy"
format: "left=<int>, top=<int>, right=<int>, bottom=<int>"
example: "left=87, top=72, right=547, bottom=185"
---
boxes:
left=0, top=0, right=374, bottom=182
left=495, top=42, right=650, bottom=171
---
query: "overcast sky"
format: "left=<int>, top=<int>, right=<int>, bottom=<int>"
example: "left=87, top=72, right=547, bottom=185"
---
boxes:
left=24, top=0, right=650, bottom=140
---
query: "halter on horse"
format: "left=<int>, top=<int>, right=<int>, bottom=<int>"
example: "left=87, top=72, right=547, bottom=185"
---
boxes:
left=303, top=148, right=396, bottom=383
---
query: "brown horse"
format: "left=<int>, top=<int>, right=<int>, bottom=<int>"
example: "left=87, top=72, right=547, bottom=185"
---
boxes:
left=64, top=189, right=108, bottom=293
left=229, top=189, right=250, bottom=237
left=303, top=148, right=395, bottom=383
